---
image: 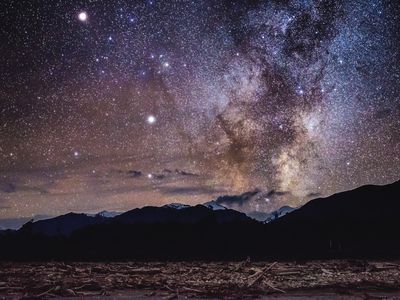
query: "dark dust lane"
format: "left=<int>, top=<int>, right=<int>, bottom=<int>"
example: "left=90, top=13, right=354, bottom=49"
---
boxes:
left=1, top=260, right=400, bottom=299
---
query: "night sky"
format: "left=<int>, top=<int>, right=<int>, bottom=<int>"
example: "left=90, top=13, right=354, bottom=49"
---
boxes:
left=1, top=0, right=400, bottom=219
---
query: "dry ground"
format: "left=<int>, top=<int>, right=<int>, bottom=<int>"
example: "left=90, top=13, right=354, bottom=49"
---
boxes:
left=1, top=260, right=400, bottom=299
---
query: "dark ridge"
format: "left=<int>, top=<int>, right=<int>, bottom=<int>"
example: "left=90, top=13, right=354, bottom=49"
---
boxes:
left=1, top=180, right=400, bottom=261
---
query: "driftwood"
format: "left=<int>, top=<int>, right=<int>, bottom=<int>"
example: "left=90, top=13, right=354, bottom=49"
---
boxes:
left=1, top=260, right=400, bottom=298
left=247, top=261, right=277, bottom=287
left=265, top=280, right=286, bottom=293
left=35, top=286, right=55, bottom=297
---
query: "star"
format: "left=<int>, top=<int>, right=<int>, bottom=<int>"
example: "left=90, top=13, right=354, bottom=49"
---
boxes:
left=147, top=115, right=156, bottom=124
left=78, top=12, right=88, bottom=22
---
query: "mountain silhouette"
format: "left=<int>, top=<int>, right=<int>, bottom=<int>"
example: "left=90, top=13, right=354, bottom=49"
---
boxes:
left=1, top=180, right=400, bottom=260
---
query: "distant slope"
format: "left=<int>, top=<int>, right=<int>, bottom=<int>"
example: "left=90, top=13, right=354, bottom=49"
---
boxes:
left=0, top=215, right=53, bottom=230
left=273, top=180, right=400, bottom=225
left=247, top=205, right=296, bottom=222
left=113, top=204, right=248, bottom=224
left=20, top=213, right=106, bottom=236
left=263, top=206, right=296, bottom=223
left=2, top=203, right=259, bottom=260
left=265, top=180, right=400, bottom=258
left=17, top=202, right=250, bottom=237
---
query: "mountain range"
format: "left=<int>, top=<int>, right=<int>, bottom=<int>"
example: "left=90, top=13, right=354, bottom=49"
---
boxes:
left=12, top=201, right=250, bottom=237
left=0, top=197, right=290, bottom=231
left=1, top=180, right=400, bottom=260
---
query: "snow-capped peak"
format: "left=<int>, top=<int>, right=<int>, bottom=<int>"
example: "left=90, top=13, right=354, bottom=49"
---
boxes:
left=202, top=201, right=227, bottom=210
left=164, top=203, right=191, bottom=210
left=96, top=211, right=122, bottom=218
left=264, top=206, right=295, bottom=223
left=85, top=211, right=122, bottom=218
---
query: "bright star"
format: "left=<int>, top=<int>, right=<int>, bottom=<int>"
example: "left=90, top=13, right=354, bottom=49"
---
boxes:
left=147, top=115, right=156, bottom=124
left=73, top=151, right=79, bottom=157
left=78, top=12, right=88, bottom=22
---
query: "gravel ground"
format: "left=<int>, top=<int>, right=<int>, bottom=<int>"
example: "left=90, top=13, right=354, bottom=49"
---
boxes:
left=1, top=260, right=400, bottom=299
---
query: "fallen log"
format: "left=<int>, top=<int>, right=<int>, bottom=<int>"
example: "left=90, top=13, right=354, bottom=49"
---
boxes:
left=247, top=262, right=277, bottom=287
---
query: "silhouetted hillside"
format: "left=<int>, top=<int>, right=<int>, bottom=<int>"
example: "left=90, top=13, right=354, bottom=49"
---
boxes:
left=264, top=180, right=400, bottom=258
left=1, top=180, right=400, bottom=260
left=20, top=213, right=106, bottom=236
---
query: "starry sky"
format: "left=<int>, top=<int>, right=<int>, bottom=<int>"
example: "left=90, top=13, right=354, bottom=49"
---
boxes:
left=1, top=0, right=400, bottom=219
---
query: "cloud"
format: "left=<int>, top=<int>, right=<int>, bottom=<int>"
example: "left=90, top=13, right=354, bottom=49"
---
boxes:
left=307, top=192, right=321, bottom=198
left=215, top=190, right=260, bottom=207
left=0, top=182, right=49, bottom=195
left=215, top=189, right=291, bottom=213
left=1, top=183, right=17, bottom=193
left=266, top=190, right=289, bottom=197
left=174, top=169, right=199, bottom=177
left=160, top=186, right=224, bottom=195
left=112, top=168, right=199, bottom=180
left=127, top=170, right=142, bottom=177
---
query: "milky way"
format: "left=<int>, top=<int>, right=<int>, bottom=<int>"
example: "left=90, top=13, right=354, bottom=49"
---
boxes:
left=1, top=0, right=399, bottom=218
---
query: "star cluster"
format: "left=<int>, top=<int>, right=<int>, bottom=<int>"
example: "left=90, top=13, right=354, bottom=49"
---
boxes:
left=0, top=0, right=399, bottom=218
